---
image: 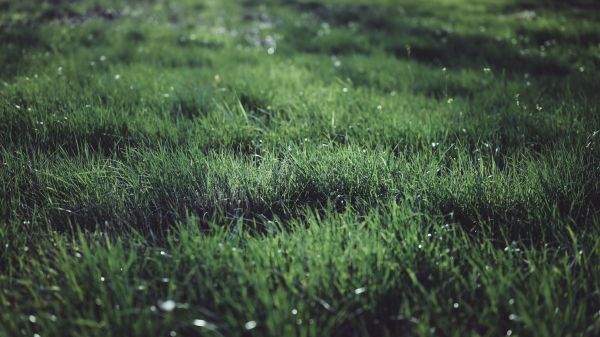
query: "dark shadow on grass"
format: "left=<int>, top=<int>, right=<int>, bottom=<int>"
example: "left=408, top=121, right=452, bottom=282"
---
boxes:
left=0, top=26, right=46, bottom=79
left=389, top=31, right=569, bottom=76
left=1, top=119, right=174, bottom=157
left=284, top=0, right=572, bottom=76
left=501, top=0, right=600, bottom=12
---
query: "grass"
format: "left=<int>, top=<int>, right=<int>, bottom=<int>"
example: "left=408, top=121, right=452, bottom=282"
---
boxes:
left=1, top=0, right=599, bottom=336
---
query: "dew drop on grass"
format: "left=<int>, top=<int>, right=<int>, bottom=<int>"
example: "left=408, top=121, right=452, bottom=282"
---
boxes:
left=354, top=287, right=366, bottom=295
left=193, top=319, right=217, bottom=330
left=193, top=319, right=207, bottom=327
left=159, top=300, right=176, bottom=312
left=244, top=321, right=257, bottom=330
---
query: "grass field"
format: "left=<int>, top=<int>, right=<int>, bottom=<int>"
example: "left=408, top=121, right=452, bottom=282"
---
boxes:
left=1, top=0, right=600, bottom=336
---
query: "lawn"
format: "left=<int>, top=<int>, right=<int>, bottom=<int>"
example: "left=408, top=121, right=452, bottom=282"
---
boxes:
left=1, top=0, right=599, bottom=336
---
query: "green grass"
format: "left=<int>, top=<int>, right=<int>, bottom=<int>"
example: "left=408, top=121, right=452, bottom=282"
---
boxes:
left=1, top=0, right=599, bottom=336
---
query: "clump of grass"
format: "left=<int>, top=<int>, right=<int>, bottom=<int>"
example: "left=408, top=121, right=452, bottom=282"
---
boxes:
left=1, top=205, right=598, bottom=336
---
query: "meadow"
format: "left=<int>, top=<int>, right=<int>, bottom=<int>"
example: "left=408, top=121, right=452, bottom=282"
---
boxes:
left=1, top=0, right=599, bottom=336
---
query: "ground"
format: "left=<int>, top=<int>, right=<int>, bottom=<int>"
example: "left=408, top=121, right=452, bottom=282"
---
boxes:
left=1, top=0, right=599, bottom=336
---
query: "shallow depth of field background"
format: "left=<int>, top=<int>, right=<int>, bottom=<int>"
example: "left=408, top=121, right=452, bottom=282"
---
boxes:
left=1, top=0, right=599, bottom=336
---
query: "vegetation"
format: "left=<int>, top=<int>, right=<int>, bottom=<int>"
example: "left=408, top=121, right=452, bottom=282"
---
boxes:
left=1, top=0, right=599, bottom=336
